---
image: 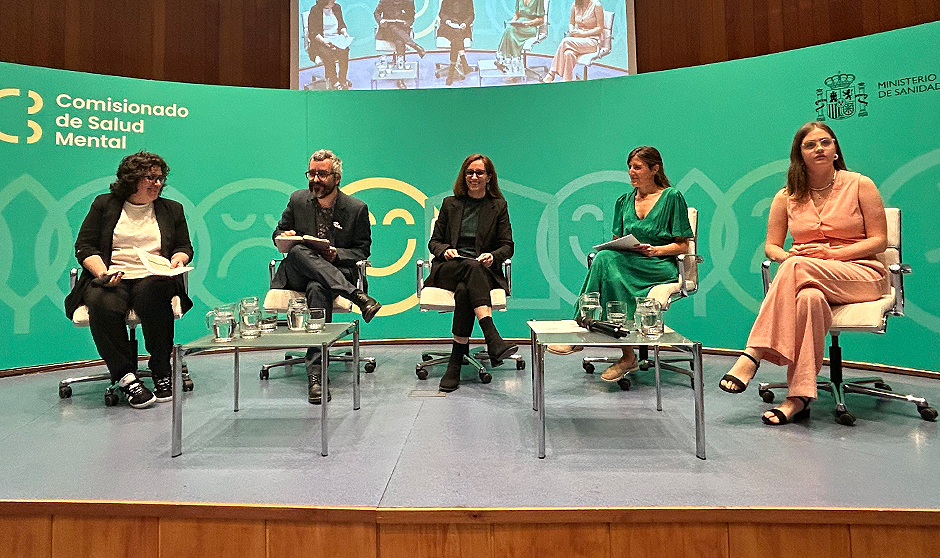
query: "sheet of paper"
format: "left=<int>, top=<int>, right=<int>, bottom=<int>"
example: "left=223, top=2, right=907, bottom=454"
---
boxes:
left=326, top=35, right=353, bottom=49
left=526, top=320, right=587, bottom=334
left=134, top=247, right=193, bottom=276
left=593, top=234, right=640, bottom=252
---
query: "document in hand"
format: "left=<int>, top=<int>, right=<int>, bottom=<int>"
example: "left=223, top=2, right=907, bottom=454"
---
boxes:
left=274, top=234, right=332, bottom=254
left=327, top=35, right=353, bottom=49
left=592, top=234, right=640, bottom=252
left=134, top=247, right=194, bottom=276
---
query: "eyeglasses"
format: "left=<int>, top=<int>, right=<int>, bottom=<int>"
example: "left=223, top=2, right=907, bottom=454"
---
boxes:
left=142, top=174, right=167, bottom=185
left=464, top=169, right=488, bottom=177
left=306, top=170, right=335, bottom=180
left=801, top=137, right=835, bottom=150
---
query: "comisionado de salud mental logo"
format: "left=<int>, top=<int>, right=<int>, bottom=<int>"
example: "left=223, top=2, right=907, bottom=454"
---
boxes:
left=54, top=93, right=190, bottom=149
left=0, top=88, right=43, bottom=144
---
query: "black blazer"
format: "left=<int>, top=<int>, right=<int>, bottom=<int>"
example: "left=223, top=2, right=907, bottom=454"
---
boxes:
left=64, top=193, right=194, bottom=319
left=271, top=189, right=372, bottom=289
left=308, top=2, right=347, bottom=43
left=427, top=194, right=514, bottom=292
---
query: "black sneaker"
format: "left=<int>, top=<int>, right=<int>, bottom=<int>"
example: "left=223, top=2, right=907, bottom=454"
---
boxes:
left=307, top=373, right=332, bottom=405
left=152, top=375, right=173, bottom=402
left=118, top=373, right=157, bottom=409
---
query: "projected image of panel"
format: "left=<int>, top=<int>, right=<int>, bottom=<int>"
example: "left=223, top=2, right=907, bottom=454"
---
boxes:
left=295, top=0, right=633, bottom=90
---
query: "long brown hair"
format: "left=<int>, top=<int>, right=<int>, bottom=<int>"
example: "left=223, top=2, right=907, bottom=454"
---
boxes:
left=786, top=121, right=847, bottom=201
left=453, top=154, right=504, bottom=199
left=627, top=146, right=671, bottom=189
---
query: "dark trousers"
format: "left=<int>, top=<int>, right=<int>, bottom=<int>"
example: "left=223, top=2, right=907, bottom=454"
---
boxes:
left=277, top=246, right=358, bottom=365
left=308, top=43, right=349, bottom=83
left=84, top=276, right=179, bottom=382
left=428, top=259, right=494, bottom=338
left=380, top=22, right=421, bottom=54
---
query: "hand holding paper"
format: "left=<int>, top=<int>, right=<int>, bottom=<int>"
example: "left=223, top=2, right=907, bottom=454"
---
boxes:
left=134, top=247, right=193, bottom=276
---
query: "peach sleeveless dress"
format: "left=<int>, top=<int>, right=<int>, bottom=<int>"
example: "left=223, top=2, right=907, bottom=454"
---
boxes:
left=746, top=171, right=888, bottom=398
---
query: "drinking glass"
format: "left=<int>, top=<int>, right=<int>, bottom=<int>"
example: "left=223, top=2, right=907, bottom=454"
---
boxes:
left=306, top=308, right=326, bottom=333
left=578, top=292, right=601, bottom=321
left=606, top=300, right=627, bottom=326
left=238, top=296, right=261, bottom=338
left=259, top=308, right=278, bottom=332
left=634, top=297, right=664, bottom=339
left=205, top=304, right=237, bottom=342
left=287, top=297, right=309, bottom=331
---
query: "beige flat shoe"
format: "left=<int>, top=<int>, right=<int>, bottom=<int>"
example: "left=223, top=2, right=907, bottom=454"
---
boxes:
left=601, top=355, right=640, bottom=382
left=546, top=344, right=583, bottom=355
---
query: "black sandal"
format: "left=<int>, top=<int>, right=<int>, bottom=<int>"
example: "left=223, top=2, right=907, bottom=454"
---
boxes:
left=762, top=396, right=811, bottom=425
left=718, top=353, right=760, bottom=394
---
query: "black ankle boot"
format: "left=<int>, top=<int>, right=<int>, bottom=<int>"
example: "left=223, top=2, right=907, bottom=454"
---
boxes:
left=479, top=316, right=518, bottom=366
left=439, top=342, right=468, bottom=392
left=350, top=289, right=382, bottom=323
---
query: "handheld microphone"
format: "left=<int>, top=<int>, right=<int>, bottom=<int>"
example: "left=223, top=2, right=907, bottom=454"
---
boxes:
left=576, top=316, right=628, bottom=338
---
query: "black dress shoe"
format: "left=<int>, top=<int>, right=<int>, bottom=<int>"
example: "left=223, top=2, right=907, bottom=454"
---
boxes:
left=439, top=366, right=460, bottom=392
left=308, top=373, right=331, bottom=404
left=351, top=290, right=382, bottom=323
left=486, top=340, right=518, bottom=366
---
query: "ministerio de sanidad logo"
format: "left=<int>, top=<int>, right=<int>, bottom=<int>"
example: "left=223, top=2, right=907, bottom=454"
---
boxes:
left=814, top=71, right=869, bottom=121
left=0, top=88, right=43, bottom=144
left=1, top=86, right=191, bottom=149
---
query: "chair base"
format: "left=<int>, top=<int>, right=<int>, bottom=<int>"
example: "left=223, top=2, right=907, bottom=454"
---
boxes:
left=582, top=347, right=694, bottom=391
left=434, top=61, right=478, bottom=79
left=757, top=375, right=937, bottom=425
left=58, top=365, right=194, bottom=406
left=259, top=350, right=377, bottom=380
left=415, top=348, right=509, bottom=385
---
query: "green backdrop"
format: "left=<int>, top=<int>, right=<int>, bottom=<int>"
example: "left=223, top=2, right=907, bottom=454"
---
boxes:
left=1, top=21, right=938, bottom=371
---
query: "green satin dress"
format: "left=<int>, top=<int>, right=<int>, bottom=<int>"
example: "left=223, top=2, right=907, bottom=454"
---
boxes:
left=577, top=187, right=694, bottom=318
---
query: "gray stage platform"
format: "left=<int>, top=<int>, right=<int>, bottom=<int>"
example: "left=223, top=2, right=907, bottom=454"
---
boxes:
left=1, top=345, right=937, bottom=509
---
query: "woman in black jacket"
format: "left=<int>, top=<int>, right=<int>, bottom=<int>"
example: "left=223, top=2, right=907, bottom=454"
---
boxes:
left=425, top=154, right=517, bottom=392
left=307, top=0, right=352, bottom=89
left=64, top=151, right=193, bottom=409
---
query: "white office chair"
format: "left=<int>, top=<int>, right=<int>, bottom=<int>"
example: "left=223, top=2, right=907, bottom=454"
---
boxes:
left=415, top=224, right=525, bottom=384
left=301, top=9, right=330, bottom=91
left=582, top=207, right=703, bottom=391
left=61, top=268, right=193, bottom=405
left=259, top=258, right=376, bottom=379
left=756, top=208, right=936, bottom=425
left=574, top=10, right=614, bottom=81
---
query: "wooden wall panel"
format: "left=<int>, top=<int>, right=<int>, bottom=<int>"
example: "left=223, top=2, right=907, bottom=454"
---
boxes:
left=0, top=515, right=51, bottom=558
left=379, top=523, right=491, bottom=558
left=850, top=524, right=940, bottom=558
left=727, top=523, right=849, bottom=558
left=492, top=523, right=609, bottom=558
left=159, top=517, right=266, bottom=558
left=268, top=520, right=377, bottom=558
left=610, top=523, right=728, bottom=558
left=51, top=516, right=158, bottom=558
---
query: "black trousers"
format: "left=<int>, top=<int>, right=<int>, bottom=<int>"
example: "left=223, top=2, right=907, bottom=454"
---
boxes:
left=277, top=245, right=358, bottom=366
left=427, top=258, right=494, bottom=338
left=308, top=43, right=349, bottom=82
left=83, top=276, right=179, bottom=382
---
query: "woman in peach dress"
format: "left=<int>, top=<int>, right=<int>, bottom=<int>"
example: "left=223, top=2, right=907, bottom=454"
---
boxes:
left=718, top=122, right=889, bottom=425
left=542, top=0, right=604, bottom=82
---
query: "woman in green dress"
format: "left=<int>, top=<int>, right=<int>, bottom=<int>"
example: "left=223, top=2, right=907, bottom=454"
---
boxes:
left=496, top=0, right=545, bottom=61
left=549, top=146, right=694, bottom=383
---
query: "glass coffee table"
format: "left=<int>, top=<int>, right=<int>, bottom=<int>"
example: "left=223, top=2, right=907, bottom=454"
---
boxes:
left=171, top=321, right=360, bottom=457
left=527, top=320, right=705, bottom=460
left=477, top=59, right=528, bottom=86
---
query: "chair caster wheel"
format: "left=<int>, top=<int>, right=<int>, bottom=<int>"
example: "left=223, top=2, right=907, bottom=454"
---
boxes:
left=480, top=371, right=492, bottom=384
left=516, top=359, right=526, bottom=370
left=422, top=354, right=433, bottom=361
left=919, top=406, right=938, bottom=421
left=104, top=392, right=120, bottom=406
left=260, top=369, right=270, bottom=380
left=583, top=362, right=595, bottom=374
left=760, top=390, right=775, bottom=403
left=183, top=379, right=194, bottom=391
left=59, top=385, right=72, bottom=399
left=416, top=367, right=429, bottom=380
left=365, top=362, right=376, bottom=373
left=874, top=382, right=892, bottom=391
left=836, top=411, right=856, bottom=426
left=617, top=378, right=631, bottom=391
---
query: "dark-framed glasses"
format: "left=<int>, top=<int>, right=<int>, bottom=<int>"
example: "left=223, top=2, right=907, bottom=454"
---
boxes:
left=306, top=170, right=336, bottom=180
left=464, top=169, right=488, bottom=177
left=142, top=174, right=167, bottom=185
left=801, top=137, right=835, bottom=150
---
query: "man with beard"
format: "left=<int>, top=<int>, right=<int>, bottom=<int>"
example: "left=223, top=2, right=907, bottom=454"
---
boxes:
left=272, top=149, right=381, bottom=403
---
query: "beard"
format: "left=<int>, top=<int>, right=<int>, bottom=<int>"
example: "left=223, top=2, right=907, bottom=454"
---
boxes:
left=309, top=180, right=336, bottom=199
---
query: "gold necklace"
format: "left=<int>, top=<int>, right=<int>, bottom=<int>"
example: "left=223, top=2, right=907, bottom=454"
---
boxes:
left=809, top=170, right=837, bottom=191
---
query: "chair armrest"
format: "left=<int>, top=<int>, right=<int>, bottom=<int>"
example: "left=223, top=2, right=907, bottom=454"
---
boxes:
left=586, top=251, right=597, bottom=268
left=269, top=259, right=279, bottom=285
left=70, top=267, right=78, bottom=289
left=761, top=260, right=773, bottom=297
left=889, top=262, right=912, bottom=316
left=503, top=258, right=512, bottom=292
left=416, top=259, right=430, bottom=296
left=355, top=259, right=372, bottom=291
left=676, top=253, right=704, bottom=297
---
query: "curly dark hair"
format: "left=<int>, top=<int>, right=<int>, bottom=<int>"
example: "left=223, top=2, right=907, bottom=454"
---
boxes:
left=110, top=151, right=170, bottom=200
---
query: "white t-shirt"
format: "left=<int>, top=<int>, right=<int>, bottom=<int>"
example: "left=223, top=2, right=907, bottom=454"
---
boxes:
left=323, top=8, right=339, bottom=38
left=109, top=201, right=161, bottom=279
